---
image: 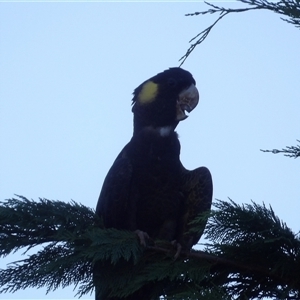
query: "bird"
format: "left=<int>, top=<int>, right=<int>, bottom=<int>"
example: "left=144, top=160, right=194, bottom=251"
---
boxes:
left=94, top=67, right=213, bottom=300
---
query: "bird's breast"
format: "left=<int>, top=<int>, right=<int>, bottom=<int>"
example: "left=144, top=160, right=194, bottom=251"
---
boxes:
left=128, top=130, right=185, bottom=240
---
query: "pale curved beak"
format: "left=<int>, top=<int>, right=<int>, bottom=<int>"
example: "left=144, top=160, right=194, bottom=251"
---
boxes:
left=176, top=84, right=199, bottom=121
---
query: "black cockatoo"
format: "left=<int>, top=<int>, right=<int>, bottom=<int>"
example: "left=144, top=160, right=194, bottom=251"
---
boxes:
left=94, top=67, right=213, bottom=300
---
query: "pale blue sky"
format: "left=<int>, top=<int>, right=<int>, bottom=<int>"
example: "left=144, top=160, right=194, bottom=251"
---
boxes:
left=0, top=2, right=299, bottom=299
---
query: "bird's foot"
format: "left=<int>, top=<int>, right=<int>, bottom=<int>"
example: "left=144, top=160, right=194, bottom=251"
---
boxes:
left=135, top=230, right=150, bottom=247
left=171, top=240, right=182, bottom=260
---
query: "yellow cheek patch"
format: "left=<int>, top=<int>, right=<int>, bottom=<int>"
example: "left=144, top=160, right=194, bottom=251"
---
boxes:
left=138, top=81, right=158, bottom=104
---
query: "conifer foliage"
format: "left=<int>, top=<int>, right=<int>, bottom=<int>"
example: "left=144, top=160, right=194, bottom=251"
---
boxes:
left=1, top=195, right=300, bottom=299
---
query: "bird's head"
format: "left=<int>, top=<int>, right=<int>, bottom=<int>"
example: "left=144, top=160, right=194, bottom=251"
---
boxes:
left=132, top=67, right=199, bottom=134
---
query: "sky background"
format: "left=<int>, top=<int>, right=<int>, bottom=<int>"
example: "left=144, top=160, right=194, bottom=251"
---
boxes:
left=1, top=1, right=299, bottom=299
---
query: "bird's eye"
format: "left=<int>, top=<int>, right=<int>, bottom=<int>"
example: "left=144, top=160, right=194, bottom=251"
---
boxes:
left=167, top=78, right=177, bottom=87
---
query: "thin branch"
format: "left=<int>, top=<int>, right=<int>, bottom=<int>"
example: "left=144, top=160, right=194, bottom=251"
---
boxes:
left=180, top=0, right=300, bottom=65
left=179, top=3, right=263, bottom=66
left=261, top=140, right=300, bottom=158
left=179, top=10, right=229, bottom=67
left=148, top=245, right=293, bottom=288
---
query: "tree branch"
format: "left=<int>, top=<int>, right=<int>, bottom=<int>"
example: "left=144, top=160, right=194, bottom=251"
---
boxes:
left=148, top=245, right=296, bottom=290
left=1, top=196, right=300, bottom=298
left=180, top=0, right=300, bottom=65
left=261, top=140, right=300, bottom=158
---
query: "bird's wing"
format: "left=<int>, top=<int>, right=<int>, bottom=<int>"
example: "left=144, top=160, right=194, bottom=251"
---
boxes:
left=180, top=165, right=213, bottom=249
left=96, top=147, right=135, bottom=230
